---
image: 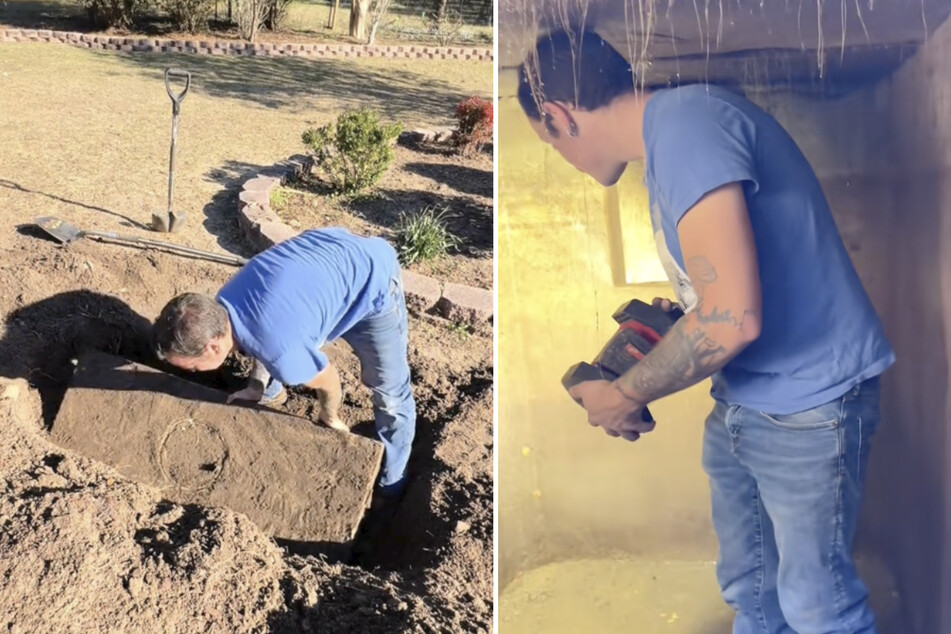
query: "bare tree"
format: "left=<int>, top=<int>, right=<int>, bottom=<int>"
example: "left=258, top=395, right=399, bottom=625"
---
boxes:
left=366, top=0, right=394, bottom=44
left=351, top=0, right=393, bottom=44
left=349, top=0, right=371, bottom=39
left=235, top=0, right=268, bottom=40
left=433, top=0, right=447, bottom=22
left=327, top=0, right=340, bottom=29
left=265, top=0, right=292, bottom=30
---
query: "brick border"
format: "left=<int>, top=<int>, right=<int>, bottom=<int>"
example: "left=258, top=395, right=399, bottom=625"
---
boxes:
left=236, top=154, right=492, bottom=324
left=0, top=28, right=493, bottom=61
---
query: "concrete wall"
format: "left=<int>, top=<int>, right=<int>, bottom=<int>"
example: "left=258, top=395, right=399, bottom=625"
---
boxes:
left=746, top=16, right=951, bottom=632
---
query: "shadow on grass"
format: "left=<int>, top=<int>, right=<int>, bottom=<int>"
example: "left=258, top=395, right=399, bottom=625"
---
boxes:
left=0, top=178, right=150, bottom=230
left=201, top=159, right=275, bottom=257
left=0, top=0, right=89, bottom=31
left=106, top=45, right=479, bottom=123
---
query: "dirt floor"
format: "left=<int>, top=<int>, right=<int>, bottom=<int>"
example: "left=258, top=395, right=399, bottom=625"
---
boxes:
left=274, top=143, right=493, bottom=289
left=0, top=230, right=493, bottom=632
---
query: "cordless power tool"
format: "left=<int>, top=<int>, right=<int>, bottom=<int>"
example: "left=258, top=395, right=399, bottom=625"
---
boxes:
left=561, top=299, right=684, bottom=423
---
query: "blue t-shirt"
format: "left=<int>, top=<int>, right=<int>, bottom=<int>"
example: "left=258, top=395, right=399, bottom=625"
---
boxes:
left=216, top=228, right=398, bottom=385
left=643, top=84, right=895, bottom=414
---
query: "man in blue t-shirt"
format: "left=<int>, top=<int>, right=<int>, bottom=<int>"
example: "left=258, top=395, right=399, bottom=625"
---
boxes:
left=518, top=30, right=894, bottom=633
left=152, top=228, right=417, bottom=495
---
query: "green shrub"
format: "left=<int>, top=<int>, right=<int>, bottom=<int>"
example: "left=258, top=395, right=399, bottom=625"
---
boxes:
left=395, top=205, right=460, bottom=265
left=302, top=109, right=403, bottom=195
left=162, top=0, right=214, bottom=32
left=453, top=96, right=493, bottom=156
left=84, top=0, right=149, bottom=29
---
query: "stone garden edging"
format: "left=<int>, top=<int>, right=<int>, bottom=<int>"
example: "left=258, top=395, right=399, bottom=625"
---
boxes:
left=235, top=154, right=493, bottom=325
left=0, top=28, right=493, bottom=61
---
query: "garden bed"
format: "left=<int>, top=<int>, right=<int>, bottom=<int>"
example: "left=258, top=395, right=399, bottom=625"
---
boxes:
left=273, top=142, right=493, bottom=289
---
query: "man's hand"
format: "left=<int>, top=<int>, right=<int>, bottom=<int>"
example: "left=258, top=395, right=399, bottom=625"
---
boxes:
left=227, top=384, right=264, bottom=404
left=319, top=414, right=349, bottom=433
left=568, top=380, right=655, bottom=442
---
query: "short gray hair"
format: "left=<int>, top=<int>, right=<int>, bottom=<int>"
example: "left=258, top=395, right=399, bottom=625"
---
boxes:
left=153, top=293, right=229, bottom=359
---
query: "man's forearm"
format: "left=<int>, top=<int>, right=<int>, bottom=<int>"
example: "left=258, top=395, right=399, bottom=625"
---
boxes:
left=614, top=313, right=739, bottom=404
left=616, top=283, right=763, bottom=406
left=306, top=364, right=342, bottom=420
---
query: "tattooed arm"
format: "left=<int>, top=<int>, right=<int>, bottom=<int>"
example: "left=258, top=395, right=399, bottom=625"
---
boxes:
left=615, top=182, right=762, bottom=404
left=569, top=182, right=761, bottom=436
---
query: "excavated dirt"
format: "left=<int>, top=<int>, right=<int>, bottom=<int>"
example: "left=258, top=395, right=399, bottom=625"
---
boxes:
left=0, top=228, right=493, bottom=632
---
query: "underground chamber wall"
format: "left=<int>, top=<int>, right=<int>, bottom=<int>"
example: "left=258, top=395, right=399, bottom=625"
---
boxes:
left=496, top=17, right=951, bottom=629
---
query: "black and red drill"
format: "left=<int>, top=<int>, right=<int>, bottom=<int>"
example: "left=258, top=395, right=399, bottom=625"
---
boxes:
left=561, top=299, right=684, bottom=424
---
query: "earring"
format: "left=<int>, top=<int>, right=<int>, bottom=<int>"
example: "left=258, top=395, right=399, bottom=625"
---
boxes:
left=568, top=121, right=579, bottom=137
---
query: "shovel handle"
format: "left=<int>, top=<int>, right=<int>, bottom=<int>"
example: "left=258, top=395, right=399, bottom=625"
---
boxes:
left=84, top=230, right=247, bottom=267
left=165, top=68, right=191, bottom=112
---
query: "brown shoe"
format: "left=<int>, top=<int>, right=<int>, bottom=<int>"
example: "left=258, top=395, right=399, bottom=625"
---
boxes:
left=259, top=385, right=287, bottom=407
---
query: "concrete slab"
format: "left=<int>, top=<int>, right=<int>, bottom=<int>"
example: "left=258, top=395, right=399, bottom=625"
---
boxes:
left=50, top=353, right=383, bottom=560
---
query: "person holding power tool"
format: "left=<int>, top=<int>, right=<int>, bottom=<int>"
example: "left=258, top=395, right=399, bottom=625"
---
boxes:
left=518, top=29, right=895, bottom=634
left=152, top=227, right=417, bottom=496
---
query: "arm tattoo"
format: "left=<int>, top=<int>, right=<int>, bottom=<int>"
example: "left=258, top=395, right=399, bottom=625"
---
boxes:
left=695, top=304, right=757, bottom=330
left=617, top=318, right=730, bottom=403
left=686, top=256, right=717, bottom=289
left=617, top=256, right=756, bottom=403
left=687, top=256, right=756, bottom=331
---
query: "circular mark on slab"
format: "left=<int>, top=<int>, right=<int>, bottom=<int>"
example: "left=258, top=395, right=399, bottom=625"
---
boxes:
left=158, top=418, right=228, bottom=492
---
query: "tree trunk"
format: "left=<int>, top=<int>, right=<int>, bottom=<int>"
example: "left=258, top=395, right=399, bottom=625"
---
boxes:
left=327, top=0, right=339, bottom=29
left=349, top=0, right=371, bottom=40
left=479, top=0, right=492, bottom=25
left=367, top=16, right=379, bottom=44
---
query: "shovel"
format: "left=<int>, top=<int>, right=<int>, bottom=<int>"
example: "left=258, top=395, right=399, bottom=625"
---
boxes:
left=34, top=216, right=248, bottom=267
left=152, top=68, right=192, bottom=234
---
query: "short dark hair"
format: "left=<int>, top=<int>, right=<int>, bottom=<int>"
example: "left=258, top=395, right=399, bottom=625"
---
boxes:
left=153, top=293, right=229, bottom=359
left=517, top=29, right=636, bottom=122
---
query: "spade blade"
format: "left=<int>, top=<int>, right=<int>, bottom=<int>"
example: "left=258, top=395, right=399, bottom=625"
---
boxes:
left=35, top=216, right=83, bottom=244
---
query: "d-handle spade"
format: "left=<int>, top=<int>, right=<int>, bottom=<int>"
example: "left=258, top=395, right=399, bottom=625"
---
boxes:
left=152, top=68, right=192, bottom=234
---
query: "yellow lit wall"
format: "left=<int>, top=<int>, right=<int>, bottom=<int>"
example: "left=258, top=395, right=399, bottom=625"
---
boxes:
left=498, top=70, right=719, bottom=591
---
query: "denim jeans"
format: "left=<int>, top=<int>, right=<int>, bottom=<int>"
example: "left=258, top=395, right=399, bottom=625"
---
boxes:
left=702, top=376, right=882, bottom=634
left=341, top=273, right=417, bottom=490
left=266, top=273, right=417, bottom=491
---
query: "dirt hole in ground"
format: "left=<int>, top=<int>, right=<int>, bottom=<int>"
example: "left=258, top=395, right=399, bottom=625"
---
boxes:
left=0, top=236, right=493, bottom=631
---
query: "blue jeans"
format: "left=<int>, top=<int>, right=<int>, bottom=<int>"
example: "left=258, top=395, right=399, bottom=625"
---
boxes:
left=342, top=273, right=416, bottom=490
left=702, top=376, right=882, bottom=634
left=267, top=273, right=416, bottom=491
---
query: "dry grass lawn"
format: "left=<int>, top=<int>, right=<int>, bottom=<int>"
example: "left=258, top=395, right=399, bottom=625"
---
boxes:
left=0, top=43, right=492, bottom=258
